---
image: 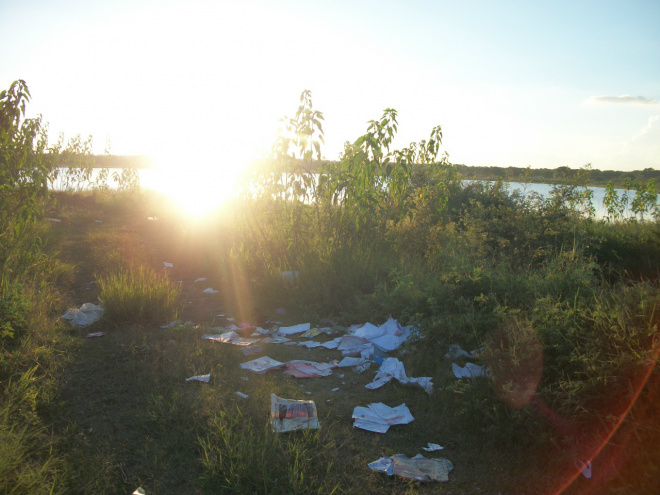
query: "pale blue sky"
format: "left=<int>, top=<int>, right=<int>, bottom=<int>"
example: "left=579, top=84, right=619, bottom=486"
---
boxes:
left=1, top=0, right=659, bottom=172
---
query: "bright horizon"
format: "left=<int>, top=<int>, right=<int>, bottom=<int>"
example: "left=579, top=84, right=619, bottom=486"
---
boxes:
left=2, top=0, right=659, bottom=176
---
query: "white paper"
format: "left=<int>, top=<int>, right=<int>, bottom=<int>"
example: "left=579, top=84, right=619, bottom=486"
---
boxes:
left=277, top=323, right=311, bottom=336
left=186, top=373, right=210, bottom=383
left=202, top=288, right=219, bottom=294
left=194, top=277, right=207, bottom=283
left=452, top=362, right=491, bottom=378
left=240, top=356, right=284, bottom=374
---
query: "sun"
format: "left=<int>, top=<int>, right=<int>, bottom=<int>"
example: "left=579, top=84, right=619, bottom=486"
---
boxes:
left=147, top=148, right=248, bottom=217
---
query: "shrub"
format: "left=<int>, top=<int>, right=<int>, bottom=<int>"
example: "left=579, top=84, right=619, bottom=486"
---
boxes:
left=98, top=266, right=181, bottom=325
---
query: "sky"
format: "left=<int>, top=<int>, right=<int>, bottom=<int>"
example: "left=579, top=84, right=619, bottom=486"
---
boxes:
left=1, top=0, right=659, bottom=173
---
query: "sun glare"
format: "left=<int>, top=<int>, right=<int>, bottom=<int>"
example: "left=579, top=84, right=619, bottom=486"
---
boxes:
left=147, top=149, right=248, bottom=217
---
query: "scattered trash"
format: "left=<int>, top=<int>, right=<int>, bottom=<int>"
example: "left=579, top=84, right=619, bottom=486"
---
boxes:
left=301, top=327, right=331, bottom=338
left=298, top=337, right=341, bottom=349
left=444, top=344, right=483, bottom=359
left=276, top=307, right=286, bottom=314
left=338, top=335, right=374, bottom=356
left=280, top=271, right=299, bottom=283
left=366, top=358, right=434, bottom=394
left=261, top=336, right=291, bottom=344
left=240, top=376, right=249, bottom=381
left=242, top=345, right=263, bottom=356
left=352, top=402, right=414, bottom=433
left=355, top=362, right=372, bottom=373
left=186, top=373, right=210, bottom=383
left=226, top=317, right=236, bottom=322
left=94, top=219, right=102, bottom=223
left=194, top=277, right=207, bottom=283
left=368, top=454, right=453, bottom=482
left=240, top=356, right=285, bottom=374
left=235, top=392, right=249, bottom=399
left=160, top=320, right=180, bottom=329
left=253, top=327, right=270, bottom=335
left=270, top=394, right=319, bottom=432
left=348, top=317, right=415, bottom=353
left=577, top=460, right=593, bottom=479
left=202, top=332, right=261, bottom=346
left=202, top=287, right=219, bottom=294
left=284, top=360, right=339, bottom=378
left=338, top=356, right=367, bottom=368
left=85, top=331, right=106, bottom=338
left=48, top=218, right=62, bottom=222
left=452, top=362, right=491, bottom=379
left=332, top=387, right=340, bottom=392
left=277, top=323, right=311, bottom=336
left=132, top=488, right=147, bottom=495
left=163, top=262, right=173, bottom=268
left=422, top=443, right=444, bottom=451
left=62, top=303, right=104, bottom=326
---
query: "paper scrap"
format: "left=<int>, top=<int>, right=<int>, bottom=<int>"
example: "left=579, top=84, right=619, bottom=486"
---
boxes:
left=240, top=356, right=284, bottom=374
left=186, top=373, right=210, bottom=383
left=270, top=394, right=319, bottom=432
left=352, top=402, right=414, bottom=433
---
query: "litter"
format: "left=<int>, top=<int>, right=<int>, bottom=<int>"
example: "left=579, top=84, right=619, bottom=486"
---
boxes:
left=62, top=303, right=104, bottom=326
left=452, top=362, right=491, bottom=379
left=444, top=344, right=483, bottom=359
left=48, top=218, right=62, bottom=222
left=202, top=288, right=219, bottom=294
left=355, top=362, right=372, bottom=373
left=160, top=320, right=180, bottom=329
left=366, top=357, right=434, bottom=394
left=276, top=307, right=286, bottom=314
left=240, top=356, right=285, bottom=374
left=194, top=277, right=207, bottom=283
left=332, top=387, right=340, bottom=392
left=422, top=443, right=444, bottom=451
left=235, top=392, right=249, bottom=399
left=261, top=336, right=291, bottom=344
left=242, top=345, right=263, bottom=356
left=186, top=373, right=210, bottom=383
left=163, top=262, right=173, bottom=268
left=277, top=323, right=311, bottom=336
left=338, top=356, right=368, bottom=368
left=240, top=376, right=249, bottom=381
left=352, top=402, right=414, bottom=433
left=202, top=332, right=261, bottom=346
left=338, top=335, right=373, bottom=356
left=577, top=460, right=592, bottom=479
left=301, top=327, right=331, bottom=338
left=86, top=331, right=106, bottom=338
left=348, top=317, right=415, bottom=353
left=270, top=394, right=319, bottom=432
left=132, top=488, right=146, bottom=495
left=368, top=454, right=453, bottom=482
left=283, top=360, right=339, bottom=378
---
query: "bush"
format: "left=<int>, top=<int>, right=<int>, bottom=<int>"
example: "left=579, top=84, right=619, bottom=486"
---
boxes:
left=98, top=266, right=181, bottom=325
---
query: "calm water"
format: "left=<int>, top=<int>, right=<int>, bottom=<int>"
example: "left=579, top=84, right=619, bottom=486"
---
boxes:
left=50, top=168, right=653, bottom=220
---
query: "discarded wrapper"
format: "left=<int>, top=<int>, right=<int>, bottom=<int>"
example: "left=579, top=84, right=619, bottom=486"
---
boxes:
left=352, top=402, right=414, bottom=433
left=240, top=356, right=284, bottom=374
left=62, top=303, right=104, bottom=327
left=422, top=442, right=444, bottom=451
left=368, top=454, right=453, bottom=482
left=270, top=394, right=320, bottom=432
left=202, top=287, right=219, bottom=294
left=86, top=331, right=106, bottom=338
left=235, top=392, right=249, bottom=399
left=242, top=345, right=263, bottom=356
left=452, top=362, right=491, bottom=379
left=366, top=358, right=434, bottom=394
left=186, top=373, right=210, bottom=383
left=284, top=360, right=338, bottom=378
left=277, top=323, right=311, bottom=336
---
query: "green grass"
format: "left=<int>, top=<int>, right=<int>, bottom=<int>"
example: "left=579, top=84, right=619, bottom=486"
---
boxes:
left=98, top=266, right=181, bottom=325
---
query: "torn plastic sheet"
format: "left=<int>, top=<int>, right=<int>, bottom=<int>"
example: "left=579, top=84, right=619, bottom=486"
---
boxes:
left=444, top=344, right=483, bottom=359
left=163, top=262, right=173, bottom=268
left=422, top=443, right=444, bottom=451
left=62, top=303, right=104, bottom=326
left=577, top=460, right=592, bottom=479
left=284, top=360, right=339, bottom=378
left=186, top=373, right=210, bottom=383
left=202, top=331, right=261, bottom=346
left=277, top=323, right=311, bottom=336
left=338, top=335, right=374, bottom=356
left=160, top=320, right=181, bottom=329
left=194, top=277, right=207, bottom=283
left=348, top=317, right=415, bottom=353
left=242, top=345, right=263, bottom=356
left=270, top=394, right=319, bottom=432
left=452, top=362, right=491, bottom=378
left=202, top=288, right=219, bottom=294
left=297, top=337, right=341, bottom=349
left=235, top=392, right=249, bottom=399
left=85, top=331, right=106, bottom=338
left=240, top=356, right=284, bottom=374
left=368, top=454, right=453, bottom=482
left=338, top=356, right=368, bottom=368
left=352, top=402, right=414, bottom=433
left=366, top=358, right=434, bottom=394
left=261, top=336, right=291, bottom=344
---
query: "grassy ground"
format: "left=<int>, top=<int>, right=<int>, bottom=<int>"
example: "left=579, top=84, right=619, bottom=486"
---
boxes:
left=15, top=191, right=658, bottom=495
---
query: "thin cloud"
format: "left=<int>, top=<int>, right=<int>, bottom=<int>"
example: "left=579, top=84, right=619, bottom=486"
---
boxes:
left=586, top=95, right=660, bottom=106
